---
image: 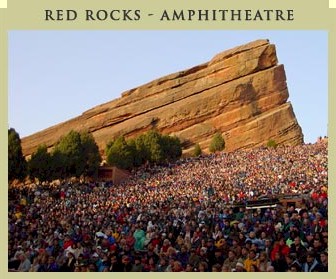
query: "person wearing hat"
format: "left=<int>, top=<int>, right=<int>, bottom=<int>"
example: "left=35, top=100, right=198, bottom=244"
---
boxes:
left=235, top=261, right=246, bottom=272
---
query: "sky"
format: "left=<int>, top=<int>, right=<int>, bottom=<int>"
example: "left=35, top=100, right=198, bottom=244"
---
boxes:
left=8, top=30, right=328, bottom=144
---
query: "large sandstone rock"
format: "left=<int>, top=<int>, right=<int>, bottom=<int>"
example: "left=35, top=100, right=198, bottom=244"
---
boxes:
left=21, top=39, right=303, bottom=157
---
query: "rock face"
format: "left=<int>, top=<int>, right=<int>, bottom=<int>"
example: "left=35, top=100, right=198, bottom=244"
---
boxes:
left=21, top=39, right=304, bottom=157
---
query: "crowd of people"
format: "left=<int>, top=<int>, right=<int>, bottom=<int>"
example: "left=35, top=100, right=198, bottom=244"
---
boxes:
left=8, top=138, right=328, bottom=272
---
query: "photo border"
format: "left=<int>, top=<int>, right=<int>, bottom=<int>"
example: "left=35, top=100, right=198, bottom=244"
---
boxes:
left=1, top=1, right=335, bottom=278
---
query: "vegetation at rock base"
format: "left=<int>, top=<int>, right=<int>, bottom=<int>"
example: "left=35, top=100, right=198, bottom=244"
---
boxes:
left=10, top=129, right=102, bottom=183
left=267, top=139, right=278, bottom=148
left=80, top=132, right=102, bottom=178
left=106, top=130, right=182, bottom=170
left=9, top=127, right=183, bottom=182
left=193, top=143, right=202, bottom=157
left=28, top=144, right=52, bottom=182
left=8, top=128, right=27, bottom=182
left=53, top=130, right=84, bottom=178
left=209, top=132, right=225, bottom=153
left=106, top=136, right=135, bottom=170
left=52, top=130, right=102, bottom=179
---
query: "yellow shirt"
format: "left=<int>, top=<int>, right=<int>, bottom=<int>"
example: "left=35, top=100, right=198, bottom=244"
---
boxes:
left=244, top=258, right=260, bottom=272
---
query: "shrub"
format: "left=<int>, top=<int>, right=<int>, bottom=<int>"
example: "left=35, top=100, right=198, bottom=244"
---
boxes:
left=8, top=128, right=27, bottom=182
left=266, top=139, right=278, bottom=148
left=209, top=132, right=225, bottom=153
left=106, top=136, right=134, bottom=170
left=193, top=143, right=202, bottom=157
left=105, top=130, right=182, bottom=169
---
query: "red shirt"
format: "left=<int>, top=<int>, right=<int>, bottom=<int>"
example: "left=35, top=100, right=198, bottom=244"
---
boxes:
left=63, top=239, right=74, bottom=250
left=270, top=244, right=290, bottom=261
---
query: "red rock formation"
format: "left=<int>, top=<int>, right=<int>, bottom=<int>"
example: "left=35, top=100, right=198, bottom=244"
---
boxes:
left=21, top=39, right=303, bottom=157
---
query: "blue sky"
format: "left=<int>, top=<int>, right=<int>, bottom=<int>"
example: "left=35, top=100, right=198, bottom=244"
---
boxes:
left=8, top=30, right=327, bottom=144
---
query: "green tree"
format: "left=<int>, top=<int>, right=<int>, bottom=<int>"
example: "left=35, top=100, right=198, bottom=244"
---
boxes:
left=134, top=133, right=151, bottom=165
left=128, top=138, right=142, bottom=167
left=161, top=134, right=182, bottom=161
left=143, top=130, right=165, bottom=163
left=28, top=144, right=52, bottom=182
left=209, top=132, right=225, bottom=153
left=106, top=130, right=183, bottom=169
left=50, top=149, right=66, bottom=180
left=141, top=130, right=182, bottom=163
left=80, top=132, right=102, bottom=178
left=106, top=136, right=134, bottom=170
left=266, top=139, right=278, bottom=148
left=54, top=130, right=85, bottom=178
left=193, top=143, right=202, bottom=157
left=8, top=128, right=27, bottom=182
left=106, top=140, right=114, bottom=152
left=53, top=130, right=101, bottom=178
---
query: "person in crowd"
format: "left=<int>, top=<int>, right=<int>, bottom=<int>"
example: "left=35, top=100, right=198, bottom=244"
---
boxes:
left=271, top=251, right=288, bottom=272
left=222, top=249, right=238, bottom=271
left=235, top=261, right=246, bottom=272
left=60, top=252, right=76, bottom=272
left=16, top=253, right=31, bottom=272
left=244, top=249, right=259, bottom=272
left=318, top=251, right=328, bottom=272
left=45, top=256, right=59, bottom=272
left=8, top=140, right=328, bottom=272
left=289, top=236, right=307, bottom=263
left=258, top=251, right=272, bottom=272
left=302, top=251, right=322, bottom=272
